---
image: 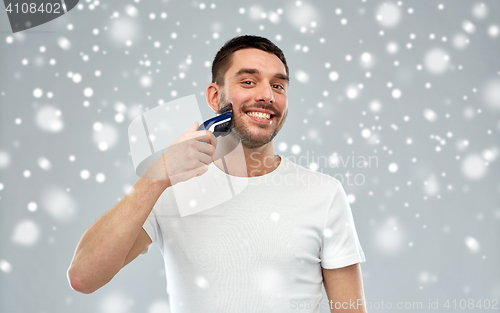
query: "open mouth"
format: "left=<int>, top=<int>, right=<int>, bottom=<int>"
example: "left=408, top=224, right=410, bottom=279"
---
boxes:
left=244, top=111, right=276, bottom=124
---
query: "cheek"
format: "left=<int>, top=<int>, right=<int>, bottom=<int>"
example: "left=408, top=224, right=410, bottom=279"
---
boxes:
left=227, top=87, right=249, bottom=101
left=234, top=107, right=247, bottom=120
left=277, top=95, right=287, bottom=109
left=278, top=104, right=288, bottom=116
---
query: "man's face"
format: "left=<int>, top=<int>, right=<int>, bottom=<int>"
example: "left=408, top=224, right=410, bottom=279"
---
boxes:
left=219, top=48, right=288, bottom=149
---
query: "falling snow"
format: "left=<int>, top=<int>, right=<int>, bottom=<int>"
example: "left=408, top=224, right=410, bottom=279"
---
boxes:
left=0, top=1, right=499, bottom=312
left=12, top=220, right=40, bottom=246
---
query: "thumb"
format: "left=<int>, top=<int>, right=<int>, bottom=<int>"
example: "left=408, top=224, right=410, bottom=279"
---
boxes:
left=188, top=121, right=199, bottom=132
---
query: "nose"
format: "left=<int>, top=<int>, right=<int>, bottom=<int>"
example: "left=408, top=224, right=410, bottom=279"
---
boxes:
left=256, top=83, right=275, bottom=104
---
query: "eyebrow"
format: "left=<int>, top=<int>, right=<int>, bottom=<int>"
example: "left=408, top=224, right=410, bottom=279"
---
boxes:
left=233, top=68, right=289, bottom=84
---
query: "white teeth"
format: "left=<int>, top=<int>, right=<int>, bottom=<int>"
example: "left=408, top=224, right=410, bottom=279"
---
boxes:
left=246, top=112, right=271, bottom=120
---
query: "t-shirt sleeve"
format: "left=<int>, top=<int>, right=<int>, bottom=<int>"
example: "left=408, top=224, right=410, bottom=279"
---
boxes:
left=141, top=198, right=162, bottom=255
left=320, top=180, right=366, bottom=269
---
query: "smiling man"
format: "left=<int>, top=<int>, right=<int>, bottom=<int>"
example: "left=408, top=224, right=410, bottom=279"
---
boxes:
left=207, top=45, right=289, bottom=178
left=67, top=35, right=367, bottom=313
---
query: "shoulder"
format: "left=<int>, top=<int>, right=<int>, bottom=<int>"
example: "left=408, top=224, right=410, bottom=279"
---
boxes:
left=279, top=156, right=340, bottom=191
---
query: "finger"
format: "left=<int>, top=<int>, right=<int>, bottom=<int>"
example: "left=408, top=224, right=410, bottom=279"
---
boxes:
left=195, top=141, right=216, bottom=158
left=197, top=151, right=214, bottom=165
left=210, top=132, right=217, bottom=148
left=191, top=130, right=217, bottom=147
left=181, top=130, right=213, bottom=142
left=187, top=121, right=199, bottom=132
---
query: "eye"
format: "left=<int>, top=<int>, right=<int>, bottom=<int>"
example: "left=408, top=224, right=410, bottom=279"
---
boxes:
left=272, top=84, right=284, bottom=90
left=242, top=81, right=255, bottom=85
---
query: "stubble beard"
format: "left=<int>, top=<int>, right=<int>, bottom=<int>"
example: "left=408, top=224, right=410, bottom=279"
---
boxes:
left=219, top=93, right=288, bottom=149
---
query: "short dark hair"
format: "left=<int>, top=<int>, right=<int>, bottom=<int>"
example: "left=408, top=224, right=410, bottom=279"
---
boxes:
left=211, top=35, right=290, bottom=87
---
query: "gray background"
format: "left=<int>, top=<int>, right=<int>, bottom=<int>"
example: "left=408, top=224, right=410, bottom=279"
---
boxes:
left=1, top=0, right=499, bottom=312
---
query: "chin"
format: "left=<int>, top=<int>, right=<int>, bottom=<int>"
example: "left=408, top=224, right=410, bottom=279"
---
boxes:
left=231, top=128, right=278, bottom=149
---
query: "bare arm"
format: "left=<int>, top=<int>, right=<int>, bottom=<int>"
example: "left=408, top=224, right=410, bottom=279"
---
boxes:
left=67, top=177, right=168, bottom=294
left=322, top=263, right=367, bottom=312
left=67, top=122, right=216, bottom=294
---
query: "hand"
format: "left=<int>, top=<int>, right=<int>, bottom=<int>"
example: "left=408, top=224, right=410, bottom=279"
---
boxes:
left=141, top=121, right=217, bottom=187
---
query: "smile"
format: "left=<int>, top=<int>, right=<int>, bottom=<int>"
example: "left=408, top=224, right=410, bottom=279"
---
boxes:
left=246, top=111, right=271, bottom=119
left=245, top=111, right=275, bottom=124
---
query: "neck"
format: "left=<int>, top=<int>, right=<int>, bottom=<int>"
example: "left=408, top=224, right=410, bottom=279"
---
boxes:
left=213, top=135, right=280, bottom=177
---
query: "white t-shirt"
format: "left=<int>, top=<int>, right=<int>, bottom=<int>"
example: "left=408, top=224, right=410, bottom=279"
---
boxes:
left=142, top=155, right=366, bottom=313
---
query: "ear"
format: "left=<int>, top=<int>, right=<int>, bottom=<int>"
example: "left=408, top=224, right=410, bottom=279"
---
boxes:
left=205, top=83, right=220, bottom=113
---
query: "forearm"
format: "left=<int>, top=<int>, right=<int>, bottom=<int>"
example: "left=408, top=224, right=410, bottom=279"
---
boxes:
left=68, top=177, right=169, bottom=293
